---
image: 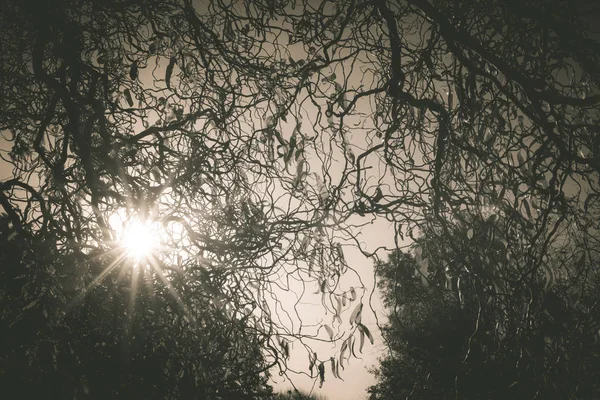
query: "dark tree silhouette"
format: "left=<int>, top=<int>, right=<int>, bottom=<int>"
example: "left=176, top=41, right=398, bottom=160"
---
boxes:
left=1, top=0, right=599, bottom=397
left=369, top=211, right=600, bottom=399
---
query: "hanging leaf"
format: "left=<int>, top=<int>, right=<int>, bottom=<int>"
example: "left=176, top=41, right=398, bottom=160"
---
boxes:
left=296, top=159, right=305, bottom=178
left=129, top=61, right=138, bottom=80
left=323, top=324, right=334, bottom=340
left=124, top=89, right=133, bottom=107
left=523, top=198, right=533, bottom=220
left=166, top=56, right=177, bottom=89
left=318, top=362, right=325, bottom=388
left=543, top=264, right=555, bottom=291
left=358, top=327, right=365, bottom=353
left=358, top=323, right=374, bottom=345
left=349, top=334, right=357, bottom=358
left=280, top=339, right=290, bottom=360
left=350, top=286, right=357, bottom=301
left=23, top=298, right=39, bottom=310
left=309, top=352, right=317, bottom=376
left=331, top=357, right=338, bottom=378
left=349, top=302, right=362, bottom=325
left=339, top=339, right=348, bottom=368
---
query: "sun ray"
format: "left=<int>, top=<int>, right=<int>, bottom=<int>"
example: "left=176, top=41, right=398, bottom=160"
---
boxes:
left=147, top=256, right=194, bottom=322
left=64, top=250, right=129, bottom=314
left=127, top=263, right=141, bottom=334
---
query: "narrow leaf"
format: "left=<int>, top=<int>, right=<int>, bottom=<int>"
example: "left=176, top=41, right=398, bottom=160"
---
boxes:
left=124, top=89, right=133, bottom=107
left=359, top=328, right=365, bottom=353
left=166, top=56, right=176, bottom=89
left=318, top=362, right=325, bottom=388
left=359, top=323, right=374, bottom=345
left=339, top=339, right=348, bottom=368
left=331, top=357, right=338, bottom=379
left=129, top=61, right=138, bottom=80
left=523, top=198, right=533, bottom=220
left=349, top=303, right=362, bottom=325
left=349, top=334, right=357, bottom=358
left=336, top=296, right=342, bottom=316
left=324, top=324, right=334, bottom=340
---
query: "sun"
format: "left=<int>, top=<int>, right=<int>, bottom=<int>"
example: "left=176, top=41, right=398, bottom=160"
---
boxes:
left=121, top=219, right=159, bottom=261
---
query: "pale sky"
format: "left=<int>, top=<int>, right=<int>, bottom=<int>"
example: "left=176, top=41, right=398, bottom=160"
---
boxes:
left=272, top=216, right=400, bottom=400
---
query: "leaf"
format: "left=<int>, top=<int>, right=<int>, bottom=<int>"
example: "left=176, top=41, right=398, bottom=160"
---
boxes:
left=323, top=324, right=334, bottom=340
left=309, top=352, right=317, bottom=375
left=129, top=61, right=138, bottom=80
left=350, top=286, right=357, bottom=301
left=318, top=362, right=325, bottom=388
left=358, top=323, right=374, bottom=345
left=349, top=334, right=357, bottom=358
left=339, top=339, right=348, bottom=368
left=336, top=296, right=342, bottom=316
left=466, top=228, right=473, bottom=239
left=543, top=264, right=555, bottom=291
left=349, top=303, right=362, bottom=325
left=23, top=298, right=39, bottom=310
left=331, top=357, right=338, bottom=379
left=166, top=56, right=177, bottom=89
left=523, top=198, right=533, bottom=220
left=295, top=159, right=305, bottom=184
left=358, top=327, right=365, bottom=353
left=124, top=89, right=133, bottom=107
left=280, top=339, right=290, bottom=360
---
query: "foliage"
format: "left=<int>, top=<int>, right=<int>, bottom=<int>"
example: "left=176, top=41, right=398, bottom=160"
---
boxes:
left=0, top=213, right=273, bottom=399
left=369, top=213, right=600, bottom=399
left=1, top=0, right=600, bottom=397
left=272, top=389, right=329, bottom=400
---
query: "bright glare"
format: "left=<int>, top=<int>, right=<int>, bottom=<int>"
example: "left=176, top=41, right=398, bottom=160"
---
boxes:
left=121, top=219, right=160, bottom=261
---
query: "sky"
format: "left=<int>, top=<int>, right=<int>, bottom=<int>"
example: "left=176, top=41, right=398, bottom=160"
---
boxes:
left=271, top=215, right=400, bottom=399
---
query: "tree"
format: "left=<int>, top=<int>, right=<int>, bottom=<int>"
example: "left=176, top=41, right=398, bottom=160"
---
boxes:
left=0, top=212, right=275, bottom=399
left=1, top=0, right=600, bottom=397
left=369, top=212, right=600, bottom=399
left=0, top=0, right=372, bottom=396
left=273, top=389, right=329, bottom=400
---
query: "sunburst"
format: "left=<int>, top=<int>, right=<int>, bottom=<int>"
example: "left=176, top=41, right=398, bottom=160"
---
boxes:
left=120, top=218, right=161, bottom=264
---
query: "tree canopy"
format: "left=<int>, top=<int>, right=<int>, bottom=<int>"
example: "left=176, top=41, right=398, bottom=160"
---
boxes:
left=369, top=214, right=600, bottom=399
left=1, top=0, right=599, bottom=398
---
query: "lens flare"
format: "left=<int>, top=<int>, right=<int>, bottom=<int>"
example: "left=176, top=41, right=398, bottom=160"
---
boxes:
left=121, top=219, right=160, bottom=262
